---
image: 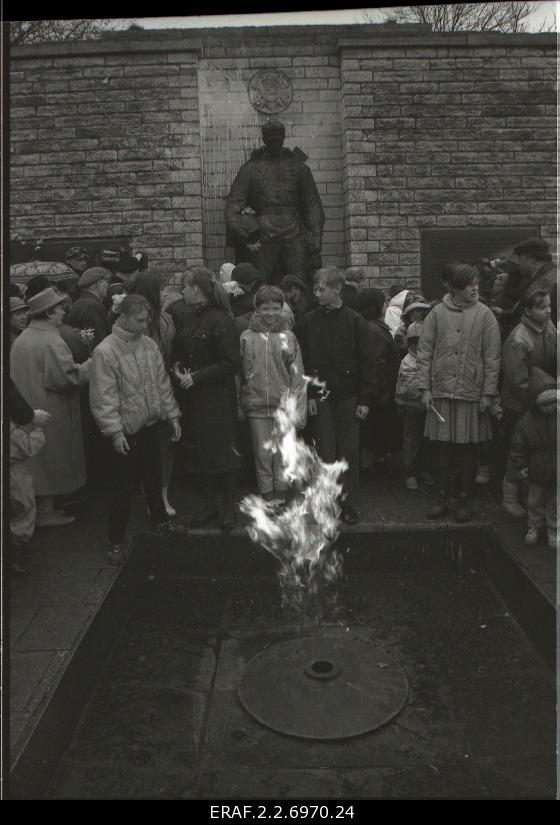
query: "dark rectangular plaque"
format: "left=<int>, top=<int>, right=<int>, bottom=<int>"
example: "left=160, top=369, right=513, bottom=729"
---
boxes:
left=9, top=236, right=131, bottom=267
left=420, top=226, right=540, bottom=300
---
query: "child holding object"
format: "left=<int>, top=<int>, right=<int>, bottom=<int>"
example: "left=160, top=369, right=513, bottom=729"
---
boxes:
left=417, top=262, right=501, bottom=523
left=10, top=410, right=50, bottom=572
left=395, top=321, right=431, bottom=490
left=239, top=285, right=307, bottom=507
left=508, top=367, right=557, bottom=550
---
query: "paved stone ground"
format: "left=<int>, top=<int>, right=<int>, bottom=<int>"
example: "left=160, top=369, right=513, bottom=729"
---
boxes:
left=9, top=463, right=556, bottom=798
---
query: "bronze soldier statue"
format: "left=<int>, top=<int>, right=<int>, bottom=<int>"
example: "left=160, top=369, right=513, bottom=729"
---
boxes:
left=225, top=120, right=325, bottom=285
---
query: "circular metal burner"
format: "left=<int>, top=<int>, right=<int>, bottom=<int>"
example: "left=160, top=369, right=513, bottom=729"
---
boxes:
left=238, top=637, right=409, bottom=740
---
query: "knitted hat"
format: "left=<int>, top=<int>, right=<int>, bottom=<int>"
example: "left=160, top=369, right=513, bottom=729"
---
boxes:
left=232, top=262, right=262, bottom=286
left=10, top=296, right=28, bottom=313
left=66, top=246, right=89, bottom=263
left=78, top=266, right=111, bottom=289
left=513, top=236, right=550, bottom=260
left=280, top=274, right=308, bottom=293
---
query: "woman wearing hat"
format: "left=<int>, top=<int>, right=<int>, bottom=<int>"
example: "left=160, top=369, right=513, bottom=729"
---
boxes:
left=9, top=296, right=28, bottom=348
left=11, top=288, right=91, bottom=527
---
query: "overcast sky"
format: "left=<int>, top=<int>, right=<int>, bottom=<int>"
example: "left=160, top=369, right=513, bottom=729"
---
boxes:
left=131, top=3, right=557, bottom=31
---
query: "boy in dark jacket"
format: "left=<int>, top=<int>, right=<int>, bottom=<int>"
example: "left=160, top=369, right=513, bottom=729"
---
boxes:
left=301, top=267, right=377, bottom=525
left=508, top=367, right=557, bottom=550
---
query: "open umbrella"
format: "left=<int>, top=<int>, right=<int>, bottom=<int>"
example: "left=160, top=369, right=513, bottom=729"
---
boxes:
left=10, top=260, right=78, bottom=286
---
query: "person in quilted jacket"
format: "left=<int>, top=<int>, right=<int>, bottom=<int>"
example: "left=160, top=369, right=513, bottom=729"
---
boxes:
left=508, top=367, right=557, bottom=551
left=417, top=262, right=501, bottom=523
left=89, top=294, right=186, bottom=566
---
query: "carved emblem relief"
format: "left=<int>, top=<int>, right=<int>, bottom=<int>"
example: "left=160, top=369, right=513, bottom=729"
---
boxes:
left=248, top=69, right=293, bottom=115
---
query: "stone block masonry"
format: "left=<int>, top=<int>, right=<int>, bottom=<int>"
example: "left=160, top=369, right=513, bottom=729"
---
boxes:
left=339, top=32, right=556, bottom=290
left=10, top=26, right=556, bottom=288
left=10, top=40, right=204, bottom=280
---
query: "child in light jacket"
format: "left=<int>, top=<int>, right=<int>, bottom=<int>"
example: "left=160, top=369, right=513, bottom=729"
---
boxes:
left=395, top=321, right=431, bottom=490
left=239, top=285, right=307, bottom=506
left=10, top=415, right=48, bottom=572
left=508, top=367, right=557, bottom=550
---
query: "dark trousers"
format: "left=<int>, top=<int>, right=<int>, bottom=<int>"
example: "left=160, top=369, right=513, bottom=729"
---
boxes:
left=107, top=424, right=166, bottom=544
left=432, top=441, right=478, bottom=498
left=251, top=238, right=307, bottom=285
left=312, top=396, right=360, bottom=507
left=402, top=410, right=428, bottom=477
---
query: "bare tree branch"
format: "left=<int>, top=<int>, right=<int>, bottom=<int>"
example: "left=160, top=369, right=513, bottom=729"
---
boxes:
left=364, top=3, right=538, bottom=33
left=9, top=19, right=120, bottom=46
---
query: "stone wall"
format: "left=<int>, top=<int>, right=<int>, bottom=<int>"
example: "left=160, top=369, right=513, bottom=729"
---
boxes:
left=339, top=32, right=557, bottom=290
left=9, top=25, right=556, bottom=288
left=10, top=39, right=204, bottom=278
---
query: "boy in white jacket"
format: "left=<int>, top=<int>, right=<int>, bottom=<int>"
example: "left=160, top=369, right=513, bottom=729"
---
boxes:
left=90, top=294, right=186, bottom=565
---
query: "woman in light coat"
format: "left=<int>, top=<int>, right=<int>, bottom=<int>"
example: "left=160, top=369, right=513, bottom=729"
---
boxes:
left=10, top=288, right=91, bottom=526
left=417, top=263, right=501, bottom=523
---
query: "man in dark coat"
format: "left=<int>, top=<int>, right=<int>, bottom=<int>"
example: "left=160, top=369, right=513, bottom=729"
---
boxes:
left=513, top=236, right=558, bottom=324
left=301, top=267, right=377, bottom=525
left=225, top=120, right=325, bottom=284
left=66, top=267, right=111, bottom=348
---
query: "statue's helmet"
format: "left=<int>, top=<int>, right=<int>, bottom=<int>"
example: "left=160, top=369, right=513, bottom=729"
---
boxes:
left=262, top=119, right=286, bottom=138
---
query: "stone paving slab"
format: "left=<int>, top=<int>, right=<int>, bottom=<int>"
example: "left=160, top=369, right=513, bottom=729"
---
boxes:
left=8, top=471, right=556, bottom=798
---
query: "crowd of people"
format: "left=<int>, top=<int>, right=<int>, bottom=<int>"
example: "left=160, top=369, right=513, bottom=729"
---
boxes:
left=8, top=235, right=558, bottom=573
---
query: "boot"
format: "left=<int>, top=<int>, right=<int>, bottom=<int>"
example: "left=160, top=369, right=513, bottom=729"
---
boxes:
left=454, top=494, right=473, bottom=523
left=502, top=478, right=526, bottom=518
left=221, top=474, right=237, bottom=531
left=190, top=480, right=218, bottom=527
left=428, top=491, right=449, bottom=520
left=525, top=526, right=539, bottom=546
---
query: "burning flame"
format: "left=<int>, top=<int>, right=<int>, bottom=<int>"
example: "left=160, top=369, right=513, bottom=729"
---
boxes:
left=240, top=374, right=348, bottom=617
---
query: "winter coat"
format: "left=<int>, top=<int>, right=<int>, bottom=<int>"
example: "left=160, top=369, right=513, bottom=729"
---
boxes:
left=89, top=322, right=180, bottom=438
left=66, top=290, right=110, bottom=348
left=10, top=423, right=46, bottom=541
left=395, top=352, right=424, bottom=411
left=240, top=314, right=307, bottom=427
left=233, top=299, right=294, bottom=338
left=301, top=304, right=378, bottom=406
left=509, top=367, right=557, bottom=486
left=417, top=294, right=501, bottom=401
left=172, top=303, right=241, bottom=474
left=59, top=324, right=90, bottom=364
left=384, top=290, right=409, bottom=337
left=341, top=283, right=360, bottom=311
left=9, top=379, right=34, bottom=427
left=10, top=319, right=90, bottom=496
left=149, top=310, right=176, bottom=368
left=166, top=298, right=195, bottom=336
left=501, top=316, right=557, bottom=412
left=367, top=318, right=399, bottom=402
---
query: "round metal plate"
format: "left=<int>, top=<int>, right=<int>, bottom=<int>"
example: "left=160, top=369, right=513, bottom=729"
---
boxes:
left=238, top=637, right=409, bottom=740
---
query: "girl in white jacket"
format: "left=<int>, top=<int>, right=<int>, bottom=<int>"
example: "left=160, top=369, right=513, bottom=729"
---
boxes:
left=239, top=285, right=307, bottom=506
